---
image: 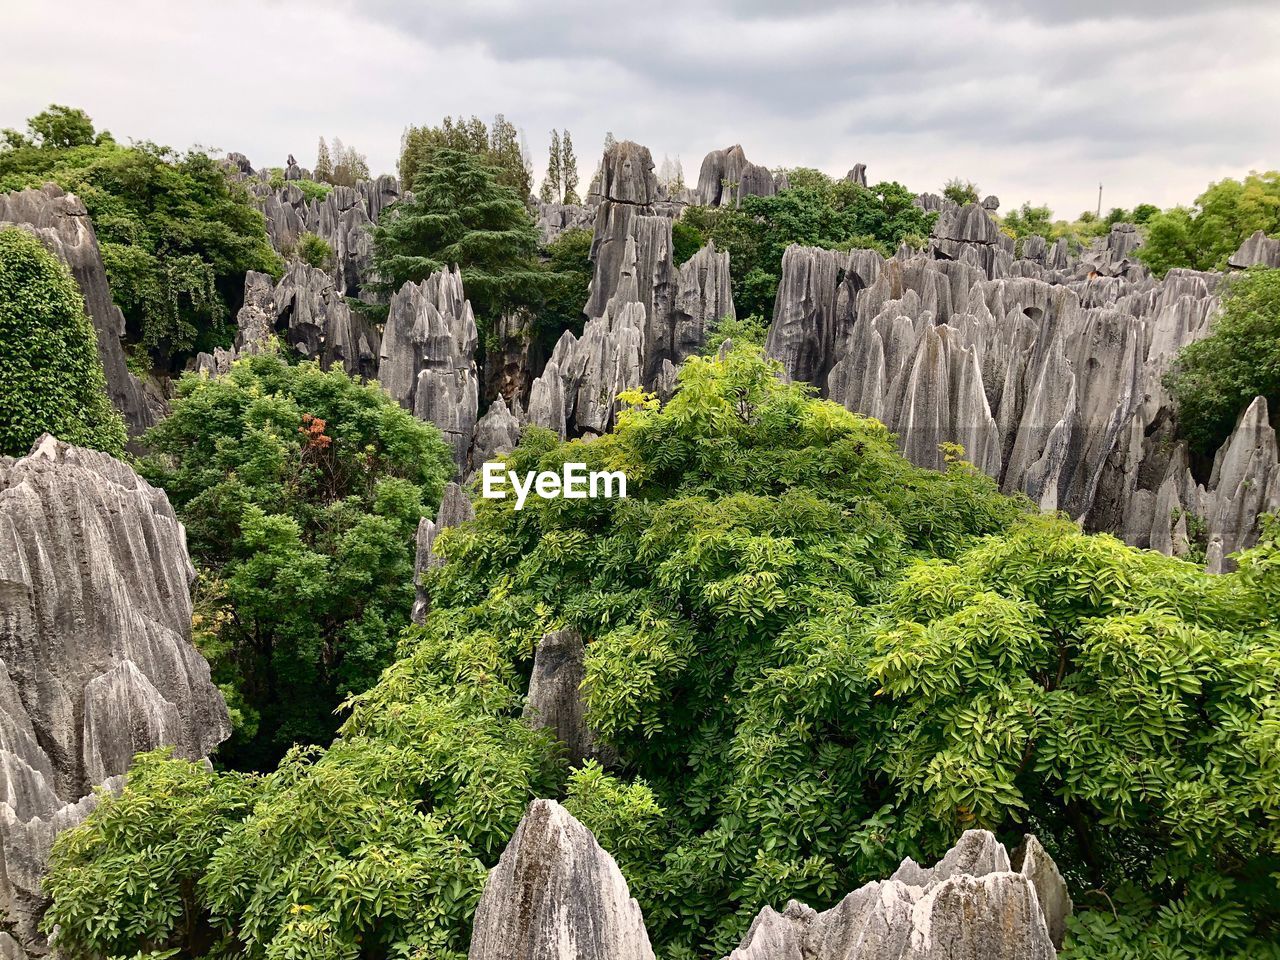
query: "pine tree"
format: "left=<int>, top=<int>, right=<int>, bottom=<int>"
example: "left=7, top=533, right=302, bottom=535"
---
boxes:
left=489, top=114, right=532, bottom=199
left=560, top=129, right=579, bottom=205
left=371, top=149, right=546, bottom=331
left=541, top=130, right=562, bottom=204
left=314, top=137, right=333, bottom=183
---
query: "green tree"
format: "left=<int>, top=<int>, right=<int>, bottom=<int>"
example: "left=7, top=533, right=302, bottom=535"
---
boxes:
left=314, top=137, right=333, bottom=183
left=1139, top=172, right=1280, bottom=275
left=532, top=226, right=592, bottom=347
left=942, top=177, right=980, bottom=205
left=7, top=104, right=97, bottom=149
left=371, top=148, right=546, bottom=333
left=560, top=130, right=579, bottom=205
left=0, top=109, right=280, bottom=364
left=1165, top=266, right=1280, bottom=453
left=1001, top=201, right=1055, bottom=239
left=671, top=219, right=705, bottom=265
left=0, top=227, right=127, bottom=457
left=400, top=115, right=532, bottom=199
left=683, top=181, right=935, bottom=318
left=295, top=232, right=333, bottom=270
left=541, top=129, right=561, bottom=204
left=43, top=750, right=261, bottom=958
left=141, top=352, right=454, bottom=768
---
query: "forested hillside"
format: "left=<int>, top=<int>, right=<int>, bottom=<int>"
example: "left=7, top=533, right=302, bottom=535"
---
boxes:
left=0, top=101, right=1277, bottom=960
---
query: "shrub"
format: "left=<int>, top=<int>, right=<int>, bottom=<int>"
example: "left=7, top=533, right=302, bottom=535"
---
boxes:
left=0, top=227, right=126, bottom=456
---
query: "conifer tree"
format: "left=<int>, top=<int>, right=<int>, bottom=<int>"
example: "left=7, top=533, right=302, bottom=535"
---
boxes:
left=560, top=129, right=579, bottom=205
left=541, top=129, right=562, bottom=204
left=314, top=137, right=333, bottom=183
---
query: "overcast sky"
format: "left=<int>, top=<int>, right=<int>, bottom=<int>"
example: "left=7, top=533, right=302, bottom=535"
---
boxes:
left=6, top=0, right=1278, bottom=218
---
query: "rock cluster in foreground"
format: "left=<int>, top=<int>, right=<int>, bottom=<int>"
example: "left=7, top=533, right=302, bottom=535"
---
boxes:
left=0, top=437, right=230, bottom=955
left=468, top=800, right=1071, bottom=960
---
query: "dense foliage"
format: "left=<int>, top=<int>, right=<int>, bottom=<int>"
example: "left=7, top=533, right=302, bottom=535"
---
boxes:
left=371, top=148, right=549, bottom=334
left=49, top=346, right=1280, bottom=960
left=0, top=107, right=280, bottom=363
left=0, top=227, right=126, bottom=456
left=141, top=352, right=454, bottom=768
left=683, top=176, right=936, bottom=318
left=1166, top=266, right=1280, bottom=453
left=399, top=115, right=531, bottom=198
left=532, top=226, right=592, bottom=348
left=1138, top=172, right=1280, bottom=276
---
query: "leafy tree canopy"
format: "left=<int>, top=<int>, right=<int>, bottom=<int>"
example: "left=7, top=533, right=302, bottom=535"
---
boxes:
left=399, top=114, right=532, bottom=198
left=141, top=352, right=454, bottom=769
left=0, top=106, right=281, bottom=364
left=371, top=148, right=549, bottom=333
left=683, top=180, right=936, bottom=318
left=1166, top=266, right=1280, bottom=453
left=0, top=227, right=127, bottom=456
left=1138, top=171, right=1280, bottom=276
left=942, top=177, right=980, bottom=206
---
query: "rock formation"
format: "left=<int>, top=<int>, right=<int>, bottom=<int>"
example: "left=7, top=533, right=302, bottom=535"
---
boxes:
left=1229, top=230, right=1280, bottom=269
left=472, top=398, right=523, bottom=469
left=529, top=142, right=735, bottom=438
left=845, top=163, right=868, bottom=188
left=468, top=799, right=655, bottom=960
left=249, top=171, right=401, bottom=300
left=470, top=807, right=1070, bottom=960
left=522, top=629, right=610, bottom=766
left=0, top=184, right=158, bottom=438
left=411, top=482, right=474, bottom=624
left=697, top=145, right=777, bottom=208
left=378, top=267, right=479, bottom=472
left=0, top=437, right=230, bottom=953
left=765, top=206, right=1279, bottom=567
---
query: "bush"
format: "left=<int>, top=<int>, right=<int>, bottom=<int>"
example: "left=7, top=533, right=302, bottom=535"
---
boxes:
left=1139, top=172, right=1280, bottom=276
left=0, top=227, right=126, bottom=456
left=683, top=182, right=936, bottom=319
left=141, top=352, right=455, bottom=768
left=295, top=232, right=333, bottom=270
left=0, top=107, right=281, bottom=364
left=1166, top=266, right=1280, bottom=453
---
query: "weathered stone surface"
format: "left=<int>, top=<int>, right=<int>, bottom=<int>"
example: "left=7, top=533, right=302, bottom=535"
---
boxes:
left=725, top=830, right=1058, bottom=960
left=1228, top=229, right=1280, bottom=269
left=234, top=270, right=277, bottom=352
left=0, top=437, right=229, bottom=951
left=521, top=629, right=610, bottom=766
left=0, top=184, right=158, bottom=437
left=250, top=172, right=401, bottom=300
left=468, top=799, right=654, bottom=960
left=763, top=229, right=1273, bottom=564
left=275, top=261, right=381, bottom=379
left=411, top=482, right=474, bottom=624
left=378, top=268, right=479, bottom=472
left=534, top=201, right=595, bottom=245
left=1013, top=835, right=1072, bottom=949
left=697, top=145, right=777, bottom=208
left=472, top=397, right=522, bottom=469
left=845, top=163, right=868, bottom=188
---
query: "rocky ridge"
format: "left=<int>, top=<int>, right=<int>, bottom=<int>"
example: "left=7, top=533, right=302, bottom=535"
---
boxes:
left=468, top=801, right=1071, bottom=960
left=0, top=437, right=229, bottom=955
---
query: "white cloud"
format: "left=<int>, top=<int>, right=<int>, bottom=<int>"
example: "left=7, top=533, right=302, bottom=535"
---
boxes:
left=3, top=0, right=1277, bottom=217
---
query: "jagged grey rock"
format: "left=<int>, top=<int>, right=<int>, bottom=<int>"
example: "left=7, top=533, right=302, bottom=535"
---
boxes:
left=378, top=268, right=479, bottom=472
left=0, top=184, right=158, bottom=437
left=697, top=145, right=777, bottom=208
left=411, top=482, right=474, bottom=624
left=1228, top=229, right=1280, bottom=269
left=234, top=270, right=278, bottom=352
left=472, top=397, right=522, bottom=469
left=522, top=629, right=609, bottom=766
left=1013, top=835, right=1072, bottom=949
left=468, top=799, right=654, bottom=960
left=0, top=437, right=229, bottom=952
left=762, top=227, right=1274, bottom=565
left=845, top=163, right=868, bottom=188
left=724, top=830, right=1058, bottom=960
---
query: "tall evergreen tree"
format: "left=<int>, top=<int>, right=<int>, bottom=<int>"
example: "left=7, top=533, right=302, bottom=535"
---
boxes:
left=560, top=129, right=579, bottom=205
left=314, top=137, right=333, bottom=183
left=489, top=114, right=532, bottom=199
left=370, top=149, right=545, bottom=332
left=541, top=130, right=562, bottom=204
